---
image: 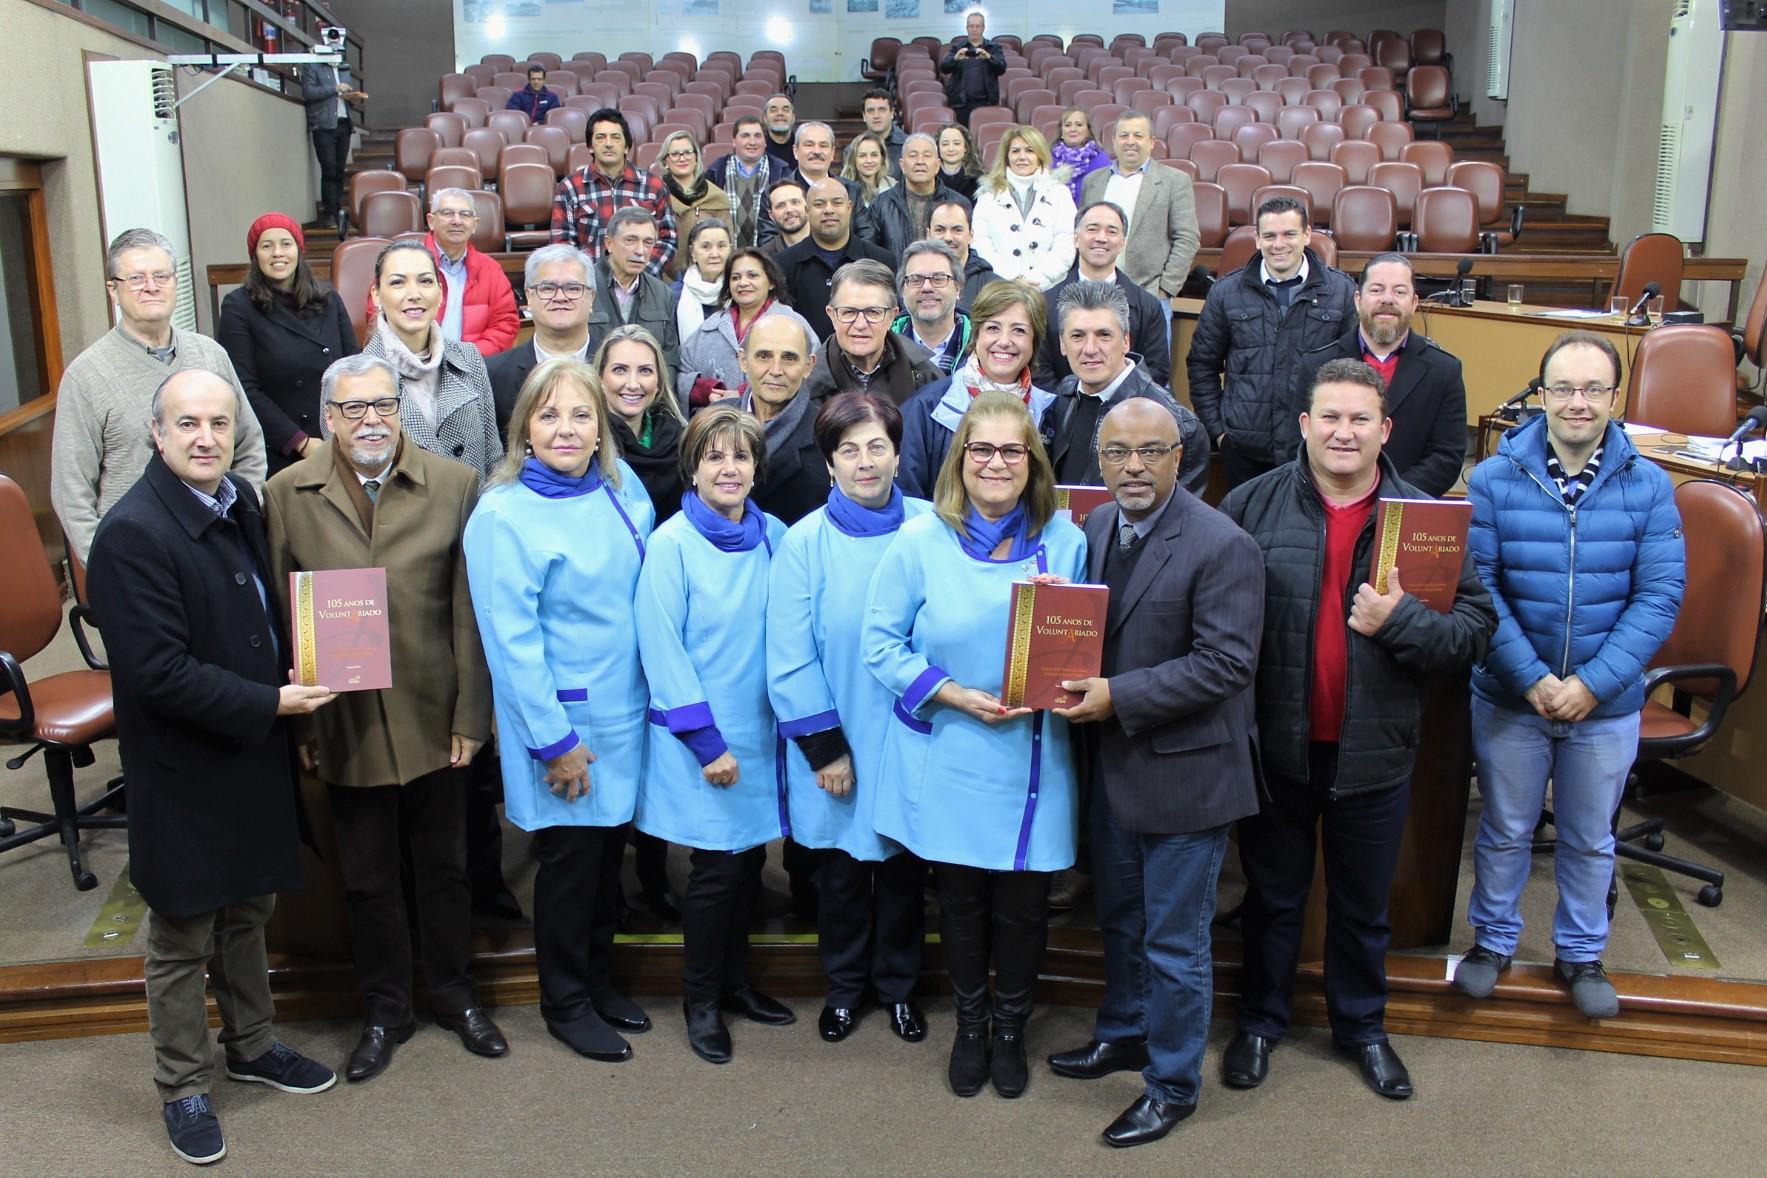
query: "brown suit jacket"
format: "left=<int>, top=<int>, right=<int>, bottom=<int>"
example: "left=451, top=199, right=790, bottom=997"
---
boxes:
left=264, top=439, right=491, bottom=788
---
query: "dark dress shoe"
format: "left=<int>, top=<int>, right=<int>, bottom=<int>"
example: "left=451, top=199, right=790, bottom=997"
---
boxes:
left=990, top=1029, right=1029, bottom=1098
left=721, top=985, right=796, bottom=1025
left=1103, top=1093, right=1196, bottom=1148
left=888, top=1001, right=926, bottom=1043
left=1338, top=1040, right=1413, bottom=1100
left=345, top=1021, right=416, bottom=1083
left=819, top=1005, right=860, bottom=1042
left=1048, top=1038, right=1150, bottom=1080
left=683, top=999, right=732, bottom=1065
left=948, top=1028, right=990, bottom=1097
left=592, top=990, right=652, bottom=1034
left=546, top=1014, right=631, bottom=1063
left=1222, top=1030, right=1273, bottom=1089
left=435, top=1008, right=509, bottom=1058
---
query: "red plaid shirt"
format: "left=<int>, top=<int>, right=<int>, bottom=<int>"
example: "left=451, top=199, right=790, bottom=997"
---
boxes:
left=550, top=162, right=677, bottom=277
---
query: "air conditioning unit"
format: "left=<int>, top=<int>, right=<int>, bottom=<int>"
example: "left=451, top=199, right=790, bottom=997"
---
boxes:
left=86, top=60, right=197, bottom=332
left=1486, top=0, right=1516, bottom=99
left=1652, top=0, right=1726, bottom=242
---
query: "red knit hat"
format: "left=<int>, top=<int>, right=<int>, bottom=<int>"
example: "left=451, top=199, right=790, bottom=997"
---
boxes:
left=247, top=212, right=305, bottom=255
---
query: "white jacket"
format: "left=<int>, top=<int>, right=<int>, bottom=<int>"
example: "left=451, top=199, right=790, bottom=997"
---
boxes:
left=971, top=171, right=1078, bottom=291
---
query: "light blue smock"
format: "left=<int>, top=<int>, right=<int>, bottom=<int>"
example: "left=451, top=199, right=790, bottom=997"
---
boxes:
left=463, top=461, right=654, bottom=831
left=634, top=507, right=790, bottom=852
left=765, top=498, right=933, bottom=861
left=861, top=511, right=1089, bottom=872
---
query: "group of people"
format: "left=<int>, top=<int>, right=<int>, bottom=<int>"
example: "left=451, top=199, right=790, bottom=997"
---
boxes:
left=50, top=39, right=1689, bottom=1165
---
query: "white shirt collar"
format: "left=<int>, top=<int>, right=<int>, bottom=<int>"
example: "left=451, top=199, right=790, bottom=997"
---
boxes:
left=1259, top=256, right=1309, bottom=287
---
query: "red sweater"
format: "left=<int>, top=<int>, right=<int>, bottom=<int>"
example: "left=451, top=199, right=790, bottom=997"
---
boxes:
left=1309, top=483, right=1378, bottom=742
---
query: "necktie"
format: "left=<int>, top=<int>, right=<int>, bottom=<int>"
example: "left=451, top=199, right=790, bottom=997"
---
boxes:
left=1118, top=521, right=1138, bottom=551
left=363, top=479, right=381, bottom=502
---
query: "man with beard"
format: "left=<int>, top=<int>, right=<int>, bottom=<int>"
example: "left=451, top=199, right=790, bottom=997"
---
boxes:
left=890, top=240, right=972, bottom=376
left=759, top=179, right=810, bottom=258
left=762, top=93, right=798, bottom=171
left=1290, top=254, right=1467, bottom=498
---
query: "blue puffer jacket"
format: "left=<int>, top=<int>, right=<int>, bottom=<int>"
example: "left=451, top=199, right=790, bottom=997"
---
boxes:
left=1466, top=415, right=1685, bottom=718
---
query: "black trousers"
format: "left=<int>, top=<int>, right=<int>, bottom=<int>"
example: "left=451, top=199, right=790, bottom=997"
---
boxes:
left=531, top=824, right=625, bottom=1029
left=1236, top=742, right=1410, bottom=1046
left=327, top=767, right=477, bottom=1025
left=311, top=120, right=351, bottom=217
left=1219, top=434, right=1279, bottom=490
left=816, top=849, right=925, bottom=1007
left=465, top=743, right=510, bottom=904
left=934, top=863, right=1051, bottom=1032
left=681, top=845, right=765, bottom=1004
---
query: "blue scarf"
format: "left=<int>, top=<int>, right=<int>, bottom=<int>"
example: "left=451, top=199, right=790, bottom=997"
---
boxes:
left=958, top=503, right=1039, bottom=562
left=681, top=489, right=768, bottom=551
left=518, top=455, right=603, bottom=499
left=825, top=484, right=905, bottom=538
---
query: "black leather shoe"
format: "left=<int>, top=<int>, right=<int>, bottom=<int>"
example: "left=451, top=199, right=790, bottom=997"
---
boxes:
left=344, top=1021, right=416, bottom=1083
left=1221, top=1030, right=1273, bottom=1089
left=990, top=1029, right=1029, bottom=1098
left=1103, top=1094, right=1196, bottom=1148
left=435, top=1008, right=509, bottom=1058
left=683, top=999, right=732, bottom=1065
left=592, top=990, right=652, bottom=1034
left=888, top=1001, right=926, bottom=1043
left=948, top=1028, right=989, bottom=1097
left=1048, top=1038, right=1150, bottom=1080
left=1337, top=1040, right=1413, bottom=1100
left=546, top=1014, right=632, bottom=1063
left=819, top=1005, right=860, bottom=1042
left=721, top=985, right=797, bottom=1026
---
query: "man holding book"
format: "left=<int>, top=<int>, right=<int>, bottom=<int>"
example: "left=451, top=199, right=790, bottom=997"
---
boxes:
left=1217, top=358, right=1495, bottom=1101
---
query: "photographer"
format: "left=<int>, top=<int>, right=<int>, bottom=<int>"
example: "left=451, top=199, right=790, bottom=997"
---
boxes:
left=299, top=26, right=365, bottom=236
left=939, top=11, right=1006, bottom=128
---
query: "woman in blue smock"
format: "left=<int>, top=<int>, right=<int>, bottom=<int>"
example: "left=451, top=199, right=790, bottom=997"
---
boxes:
left=635, top=403, right=794, bottom=1066
left=463, top=357, right=654, bottom=1064
left=862, top=390, right=1087, bottom=1101
left=766, top=394, right=932, bottom=1047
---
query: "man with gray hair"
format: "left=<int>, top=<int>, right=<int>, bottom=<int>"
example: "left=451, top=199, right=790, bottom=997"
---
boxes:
left=424, top=187, right=518, bottom=356
left=775, top=178, right=894, bottom=342
left=53, top=228, right=267, bottom=561
left=586, top=207, right=681, bottom=377
left=803, top=259, right=941, bottom=404
left=1035, top=200, right=1171, bottom=389
left=890, top=240, right=973, bottom=375
left=485, top=244, right=597, bottom=435
left=763, top=121, right=878, bottom=247
left=869, top=132, right=971, bottom=258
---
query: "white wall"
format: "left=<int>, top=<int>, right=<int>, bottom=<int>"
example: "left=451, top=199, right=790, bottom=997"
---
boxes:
left=1223, top=0, right=1443, bottom=41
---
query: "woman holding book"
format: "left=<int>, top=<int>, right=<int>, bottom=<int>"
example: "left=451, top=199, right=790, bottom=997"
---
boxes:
left=765, top=394, right=933, bottom=1047
left=463, top=358, right=655, bottom=1064
left=635, top=404, right=794, bottom=1066
left=861, top=391, right=1086, bottom=1100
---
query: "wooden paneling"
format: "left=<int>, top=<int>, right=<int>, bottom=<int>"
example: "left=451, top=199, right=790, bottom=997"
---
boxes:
left=0, top=395, right=63, bottom=573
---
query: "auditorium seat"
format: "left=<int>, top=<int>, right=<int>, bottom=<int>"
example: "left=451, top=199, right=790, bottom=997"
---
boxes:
left=394, top=127, right=441, bottom=184
left=1192, top=180, right=1229, bottom=247
left=1159, top=157, right=1200, bottom=182
left=1329, top=139, right=1380, bottom=185
left=1406, top=65, right=1456, bottom=130
left=1166, top=122, right=1213, bottom=159
left=529, top=52, right=563, bottom=72
left=1359, top=66, right=1398, bottom=92
left=360, top=190, right=423, bottom=239
left=481, top=54, right=517, bottom=73
left=1220, top=78, right=1257, bottom=103
left=1274, top=104, right=1320, bottom=140
left=634, top=142, right=663, bottom=170
left=1412, top=29, right=1448, bottom=67
left=1232, top=122, right=1280, bottom=163
left=1331, top=185, right=1398, bottom=250
left=1291, top=161, right=1347, bottom=226
left=498, top=142, right=548, bottom=180
left=1614, top=232, right=1686, bottom=308
left=500, top=162, right=556, bottom=250
left=1244, top=90, right=1283, bottom=123
left=546, top=106, right=589, bottom=143
left=593, top=70, right=633, bottom=97
left=424, top=112, right=467, bottom=150
left=1165, top=75, right=1204, bottom=101
left=1402, top=140, right=1454, bottom=186
left=475, top=86, right=514, bottom=110
left=462, top=127, right=507, bottom=179
left=449, top=97, right=490, bottom=128
left=464, top=64, right=496, bottom=88
left=1337, top=52, right=1374, bottom=76
left=430, top=147, right=481, bottom=173
left=1300, top=121, right=1345, bottom=160
left=487, top=110, right=531, bottom=146
left=1368, top=120, right=1414, bottom=160
left=467, top=190, right=504, bottom=254
left=1235, top=54, right=1268, bottom=79
left=1213, top=104, right=1257, bottom=140
left=525, top=125, right=571, bottom=177
left=494, top=71, right=529, bottom=91
left=1217, top=162, right=1273, bottom=224
left=566, top=143, right=593, bottom=174
left=1189, top=138, right=1240, bottom=182
left=1257, top=138, right=1307, bottom=184
left=1304, top=90, right=1344, bottom=121
left=1332, top=78, right=1367, bottom=105
left=1253, top=63, right=1288, bottom=90
left=1370, top=160, right=1425, bottom=226
left=348, top=171, right=406, bottom=234
left=546, top=71, right=579, bottom=98
left=572, top=51, right=608, bottom=71
left=1448, top=160, right=1522, bottom=250
left=1187, top=90, right=1229, bottom=121
left=1306, top=63, right=1340, bottom=90
left=439, top=74, right=476, bottom=110
left=1219, top=224, right=1258, bottom=273
left=1626, top=326, right=1739, bottom=437
left=1251, top=183, right=1312, bottom=224
left=1131, top=89, right=1176, bottom=117
left=1363, top=89, right=1405, bottom=123
left=1406, top=185, right=1480, bottom=252
left=1338, top=104, right=1379, bottom=141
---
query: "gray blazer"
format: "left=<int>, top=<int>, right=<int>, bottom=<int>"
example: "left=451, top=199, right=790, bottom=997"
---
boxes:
left=1081, top=163, right=1200, bottom=299
left=360, top=334, right=503, bottom=484
left=1078, top=486, right=1265, bottom=834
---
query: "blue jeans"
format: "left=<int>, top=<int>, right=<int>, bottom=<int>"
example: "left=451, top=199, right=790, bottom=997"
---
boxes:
left=1468, top=695, right=1641, bottom=963
left=1091, top=785, right=1228, bottom=1107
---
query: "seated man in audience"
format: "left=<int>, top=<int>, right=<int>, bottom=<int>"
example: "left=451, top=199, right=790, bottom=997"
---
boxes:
left=506, top=63, right=560, bottom=122
left=487, top=243, right=596, bottom=436
left=1458, top=331, right=1684, bottom=1021
left=768, top=121, right=877, bottom=245
left=763, top=92, right=798, bottom=170
left=1080, top=113, right=1199, bottom=302
left=759, top=178, right=810, bottom=258
left=705, top=116, right=780, bottom=249
left=927, top=198, right=1000, bottom=309
left=774, top=177, right=894, bottom=342
left=587, top=207, right=681, bottom=376
left=1035, top=200, right=1171, bottom=390
left=803, top=259, right=941, bottom=405
left=870, top=132, right=970, bottom=259
left=861, top=89, right=908, bottom=169
left=550, top=108, right=676, bottom=275
left=88, top=368, right=337, bottom=1167
left=1291, top=254, right=1466, bottom=498
left=425, top=187, right=519, bottom=357
left=890, top=240, right=973, bottom=376
left=53, top=227, right=267, bottom=561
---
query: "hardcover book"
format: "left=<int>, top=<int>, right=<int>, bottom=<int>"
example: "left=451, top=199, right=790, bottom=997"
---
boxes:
left=1054, top=484, right=1114, bottom=527
left=1370, top=498, right=1473, bottom=613
left=1000, top=581, right=1109, bottom=710
left=289, top=568, right=393, bottom=692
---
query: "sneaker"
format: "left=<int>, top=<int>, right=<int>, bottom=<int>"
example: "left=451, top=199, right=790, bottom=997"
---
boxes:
left=163, top=1093, right=225, bottom=1165
left=1452, top=945, right=1512, bottom=998
left=1555, top=958, right=1621, bottom=1020
left=226, top=1041, right=338, bottom=1094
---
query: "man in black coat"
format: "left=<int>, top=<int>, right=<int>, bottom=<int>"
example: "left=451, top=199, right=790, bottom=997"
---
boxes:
left=1217, top=359, right=1495, bottom=1104
left=1046, top=398, right=1264, bottom=1148
left=940, top=10, right=1006, bottom=126
left=86, top=369, right=337, bottom=1166
left=1288, top=253, right=1468, bottom=498
left=927, top=198, right=1001, bottom=310
left=869, top=133, right=971, bottom=259
left=773, top=179, right=895, bottom=343
left=485, top=243, right=597, bottom=437
left=742, top=314, right=828, bottom=523
left=1034, top=200, right=1171, bottom=390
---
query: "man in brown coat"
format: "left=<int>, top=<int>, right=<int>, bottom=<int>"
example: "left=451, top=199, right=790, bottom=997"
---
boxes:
left=264, top=353, right=504, bottom=1084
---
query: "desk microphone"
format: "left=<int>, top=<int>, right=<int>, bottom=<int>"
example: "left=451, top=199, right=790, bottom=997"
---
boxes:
left=1496, top=378, right=1541, bottom=421
left=1721, top=405, right=1767, bottom=472
left=1625, top=281, right=1661, bottom=327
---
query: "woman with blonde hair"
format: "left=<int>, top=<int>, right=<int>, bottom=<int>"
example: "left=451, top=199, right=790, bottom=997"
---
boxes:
left=862, top=390, right=1085, bottom=1100
left=656, top=130, right=733, bottom=280
left=841, top=130, right=898, bottom=214
left=595, top=325, right=688, bottom=526
left=463, top=357, right=655, bottom=1063
left=1049, top=107, right=1111, bottom=205
left=971, top=125, right=1077, bottom=291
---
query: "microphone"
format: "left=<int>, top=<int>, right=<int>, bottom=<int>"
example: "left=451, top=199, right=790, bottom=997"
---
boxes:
left=1496, top=378, right=1541, bottom=421
left=1452, top=257, right=1474, bottom=306
left=1625, top=281, right=1661, bottom=327
left=1722, top=404, right=1767, bottom=447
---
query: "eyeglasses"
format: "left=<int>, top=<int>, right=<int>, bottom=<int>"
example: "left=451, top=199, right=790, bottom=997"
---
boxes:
left=1098, top=444, right=1178, bottom=466
left=831, top=306, right=891, bottom=325
left=432, top=208, right=478, bottom=221
left=964, top=442, right=1029, bottom=465
left=902, top=273, right=954, bottom=289
left=531, top=282, right=590, bottom=301
left=1543, top=383, right=1618, bottom=403
left=328, top=397, right=401, bottom=420
left=665, top=149, right=698, bottom=161
left=112, top=271, right=175, bottom=291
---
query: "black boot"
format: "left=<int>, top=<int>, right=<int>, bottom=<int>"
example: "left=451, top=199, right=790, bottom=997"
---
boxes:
left=989, top=870, right=1052, bottom=1099
left=936, top=864, right=994, bottom=1097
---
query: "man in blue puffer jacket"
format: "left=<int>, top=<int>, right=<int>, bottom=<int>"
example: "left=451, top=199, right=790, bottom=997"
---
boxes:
left=1456, top=331, right=1685, bottom=1020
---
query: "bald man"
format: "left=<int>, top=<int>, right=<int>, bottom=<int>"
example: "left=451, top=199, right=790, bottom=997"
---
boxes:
left=773, top=177, right=894, bottom=342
